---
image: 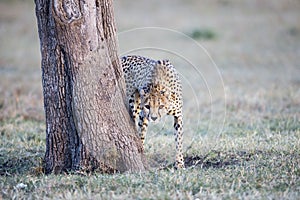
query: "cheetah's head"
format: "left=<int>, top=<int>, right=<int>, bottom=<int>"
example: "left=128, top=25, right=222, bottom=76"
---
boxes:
left=140, top=84, right=170, bottom=122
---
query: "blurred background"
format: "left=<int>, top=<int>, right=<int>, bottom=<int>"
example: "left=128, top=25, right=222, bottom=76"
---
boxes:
left=0, top=0, right=299, bottom=156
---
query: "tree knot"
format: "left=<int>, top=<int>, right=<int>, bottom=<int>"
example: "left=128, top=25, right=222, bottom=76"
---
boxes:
left=52, top=0, right=82, bottom=24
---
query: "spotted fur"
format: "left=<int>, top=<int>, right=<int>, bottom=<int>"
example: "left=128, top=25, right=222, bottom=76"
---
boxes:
left=121, top=55, right=184, bottom=168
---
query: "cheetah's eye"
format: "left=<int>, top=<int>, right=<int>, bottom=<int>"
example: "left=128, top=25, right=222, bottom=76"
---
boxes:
left=159, top=105, right=164, bottom=109
left=145, top=105, right=150, bottom=109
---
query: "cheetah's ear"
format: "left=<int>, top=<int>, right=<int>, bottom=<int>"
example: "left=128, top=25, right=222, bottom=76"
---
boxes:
left=157, top=59, right=170, bottom=66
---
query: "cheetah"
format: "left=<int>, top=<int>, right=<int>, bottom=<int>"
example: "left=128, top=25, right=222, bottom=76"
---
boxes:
left=121, top=55, right=184, bottom=169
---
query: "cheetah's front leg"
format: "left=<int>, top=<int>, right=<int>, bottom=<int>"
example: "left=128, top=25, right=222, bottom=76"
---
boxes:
left=129, top=91, right=142, bottom=131
left=174, top=115, right=184, bottom=169
left=138, top=110, right=149, bottom=147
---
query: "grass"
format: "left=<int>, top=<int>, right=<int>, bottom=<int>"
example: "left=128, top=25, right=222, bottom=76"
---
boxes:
left=188, top=28, right=217, bottom=40
left=0, top=116, right=299, bottom=199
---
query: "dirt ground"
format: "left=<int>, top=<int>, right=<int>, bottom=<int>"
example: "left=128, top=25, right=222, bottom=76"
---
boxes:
left=0, top=0, right=299, bottom=160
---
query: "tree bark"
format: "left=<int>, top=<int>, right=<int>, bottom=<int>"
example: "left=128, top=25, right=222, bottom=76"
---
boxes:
left=35, top=0, right=146, bottom=174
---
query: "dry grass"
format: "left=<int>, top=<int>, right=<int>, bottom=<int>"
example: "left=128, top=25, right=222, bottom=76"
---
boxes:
left=1, top=0, right=300, bottom=199
left=1, top=118, right=299, bottom=199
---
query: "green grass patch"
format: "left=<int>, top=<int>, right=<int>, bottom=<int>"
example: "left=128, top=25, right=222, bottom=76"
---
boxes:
left=0, top=119, right=45, bottom=176
left=188, top=28, right=217, bottom=40
left=267, top=117, right=300, bottom=133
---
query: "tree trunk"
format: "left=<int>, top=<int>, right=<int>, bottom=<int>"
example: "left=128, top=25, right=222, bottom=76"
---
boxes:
left=35, top=0, right=146, bottom=174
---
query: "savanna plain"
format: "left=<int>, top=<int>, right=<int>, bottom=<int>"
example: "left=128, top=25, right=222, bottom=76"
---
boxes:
left=0, top=0, right=299, bottom=199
